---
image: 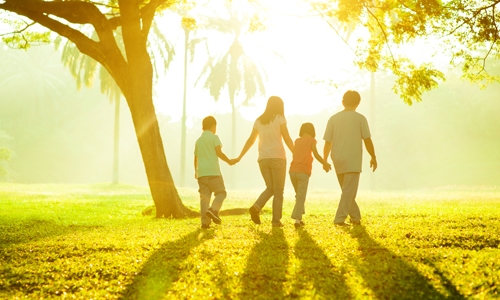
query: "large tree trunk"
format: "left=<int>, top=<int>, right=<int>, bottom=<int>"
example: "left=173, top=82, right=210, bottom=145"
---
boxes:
left=122, top=43, right=194, bottom=218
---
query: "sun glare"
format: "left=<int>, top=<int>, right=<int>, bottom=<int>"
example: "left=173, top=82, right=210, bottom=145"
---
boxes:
left=154, top=0, right=369, bottom=125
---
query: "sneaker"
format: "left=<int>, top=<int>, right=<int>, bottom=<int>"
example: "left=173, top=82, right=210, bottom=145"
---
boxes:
left=334, top=222, right=350, bottom=227
left=352, top=220, right=361, bottom=226
left=249, top=206, right=261, bottom=224
left=294, top=222, right=303, bottom=229
left=300, top=220, right=305, bottom=226
left=206, top=208, right=221, bottom=225
left=201, top=224, right=210, bottom=229
left=272, top=222, right=284, bottom=228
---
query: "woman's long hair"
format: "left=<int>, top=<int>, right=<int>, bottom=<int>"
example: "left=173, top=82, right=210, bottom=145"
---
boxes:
left=257, top=96, right=284, bottom=125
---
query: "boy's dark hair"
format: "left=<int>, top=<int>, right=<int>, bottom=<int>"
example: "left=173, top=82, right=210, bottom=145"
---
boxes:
left=258, top=96, right=284, bottom=125
left=342, top=90, right=361, bottom=107
left=202, top=116, right=217, bottom=130
left=299, top=122, right=316, bottom=138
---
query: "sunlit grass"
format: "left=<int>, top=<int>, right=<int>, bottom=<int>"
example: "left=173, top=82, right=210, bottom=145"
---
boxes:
left=0, top=184, right=499, bottom=299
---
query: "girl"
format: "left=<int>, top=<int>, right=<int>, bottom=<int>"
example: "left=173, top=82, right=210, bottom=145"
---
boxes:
left=289, top=123, right=331, bottom=228
left=236, top=96, right=294, bottom=227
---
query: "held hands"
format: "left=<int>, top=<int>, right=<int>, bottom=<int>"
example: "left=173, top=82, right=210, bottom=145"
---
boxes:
left=227, top=157, right=241, bottom=166
left=322, top=162, right=332, bottom=173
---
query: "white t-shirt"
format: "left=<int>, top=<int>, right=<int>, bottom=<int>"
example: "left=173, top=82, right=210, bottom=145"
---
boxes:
left=323, top=110, right=371, bottom=174
left=253, top=115, right=287, bottom=161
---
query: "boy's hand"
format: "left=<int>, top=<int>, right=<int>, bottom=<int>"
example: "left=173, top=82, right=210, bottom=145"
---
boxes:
left=323, top=162, right=332, bottom=172
left=370, top=157, right=377, bottom=172
left=228, top=158, right=239, bottom=166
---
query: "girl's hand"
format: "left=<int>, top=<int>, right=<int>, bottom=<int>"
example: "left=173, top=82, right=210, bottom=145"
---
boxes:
left=323, top=162, right=332, bottom=173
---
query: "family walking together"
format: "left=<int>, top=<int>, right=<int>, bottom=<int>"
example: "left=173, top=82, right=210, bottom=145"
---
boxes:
left=193, top=90, right=378, bottom=229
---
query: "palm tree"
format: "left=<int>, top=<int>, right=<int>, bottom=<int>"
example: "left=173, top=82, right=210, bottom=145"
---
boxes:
left=55, top=23, right=174, bottom=184
left=196, top=5, right=267, bottom=159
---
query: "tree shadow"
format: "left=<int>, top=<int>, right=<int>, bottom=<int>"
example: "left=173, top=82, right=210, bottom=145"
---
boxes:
left=349, top=226, right=466, bottom=299
left=0, top=219, right=102, bottom=247
left=120, top=229, right=214, bottom=299
left=239, top=227, right=289, bottom=299
left=291, top=229, right=352, bottom=299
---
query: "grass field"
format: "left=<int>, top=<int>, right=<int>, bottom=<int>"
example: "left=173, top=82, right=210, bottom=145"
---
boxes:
left=0, top=183, right=499, bottom=299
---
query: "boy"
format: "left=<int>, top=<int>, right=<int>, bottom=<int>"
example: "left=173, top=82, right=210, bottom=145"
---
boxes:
left=194, top=116, right=234, bottom=229
left=322, top=90, right=377, bottom=226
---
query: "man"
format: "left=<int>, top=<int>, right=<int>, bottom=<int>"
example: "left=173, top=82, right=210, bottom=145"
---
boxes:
left=323, top=90, right=377, bottom=226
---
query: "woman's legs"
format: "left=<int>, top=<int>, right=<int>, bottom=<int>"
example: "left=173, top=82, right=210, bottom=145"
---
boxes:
left=252, top=159, right=287, bottom=225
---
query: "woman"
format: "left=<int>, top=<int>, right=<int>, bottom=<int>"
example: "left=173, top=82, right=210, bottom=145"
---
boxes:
left=236, top=96, right=294, bottom=227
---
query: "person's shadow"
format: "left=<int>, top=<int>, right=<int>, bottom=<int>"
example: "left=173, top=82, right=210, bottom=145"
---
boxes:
left=120, top=229, right=213, bottom=299
left=291, top=229, right=353, bottom=299
left=349, top=225, right=466, bottom=299
left=239, top=227, right=289, bottom=299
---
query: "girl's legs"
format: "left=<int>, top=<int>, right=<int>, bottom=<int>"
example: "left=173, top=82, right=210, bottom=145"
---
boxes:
left=290, top=172, right=309, bottom=220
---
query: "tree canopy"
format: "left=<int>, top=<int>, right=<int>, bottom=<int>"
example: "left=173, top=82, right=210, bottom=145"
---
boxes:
left=310, top=0, right=500, bottom=104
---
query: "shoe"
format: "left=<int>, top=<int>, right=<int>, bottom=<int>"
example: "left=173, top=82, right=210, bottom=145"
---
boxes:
left=249, top=206, right=261, bottom=224
left=272, top=222, right=284, bottom=228
left=334, top=222, right=350, bottom=227
left=206, top=208, right=221, bottom=225
left=352, top=221, right=361, bottom=226
left=294, top=220, right=305, bottom=229
left=201, top=224, right=210, bottom=229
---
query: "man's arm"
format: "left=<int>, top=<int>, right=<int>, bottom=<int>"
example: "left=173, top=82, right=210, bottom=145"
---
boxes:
left=323, top=141, right=332, bottom=172
left=363, top=137, right=377, bottom=172
left=194, top=155, right=198, bottom=179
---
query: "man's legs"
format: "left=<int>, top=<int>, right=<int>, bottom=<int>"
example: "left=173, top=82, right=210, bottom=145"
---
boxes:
left=334, top=172, right=361, bottom=224
left=198, top=177, right=212, bottom=226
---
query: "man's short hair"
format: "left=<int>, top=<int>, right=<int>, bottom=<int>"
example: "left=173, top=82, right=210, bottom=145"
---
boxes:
left=202, top=116, right=217, bottom=130
left=343, top=90, right=361, bottom=107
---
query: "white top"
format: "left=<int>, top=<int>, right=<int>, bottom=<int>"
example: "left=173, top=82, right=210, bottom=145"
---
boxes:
left=323, top=110, right=371, bottom=174
left=253, top=115, right=287, bottom=161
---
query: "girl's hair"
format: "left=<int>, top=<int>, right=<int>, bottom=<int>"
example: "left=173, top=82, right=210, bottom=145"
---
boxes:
left=257, top=96, right=284, bottom=125
left=299, top=122, right=316, bottom=138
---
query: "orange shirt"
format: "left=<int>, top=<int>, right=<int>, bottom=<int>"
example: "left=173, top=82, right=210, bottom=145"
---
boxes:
left=289, top=136, right=316, bottom=176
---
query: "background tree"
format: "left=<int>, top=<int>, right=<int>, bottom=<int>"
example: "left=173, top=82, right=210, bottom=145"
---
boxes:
left=0, top=0, right=192, bottom=218
left=196, top=4, right=267, bottom=157
left=310, top=0, right=500, bottom=104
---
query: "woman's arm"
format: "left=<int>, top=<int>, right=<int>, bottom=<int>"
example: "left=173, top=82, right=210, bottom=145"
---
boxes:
left=237, top=127, right=258, bottom=161
left=280, top=124, right=294, bottom=153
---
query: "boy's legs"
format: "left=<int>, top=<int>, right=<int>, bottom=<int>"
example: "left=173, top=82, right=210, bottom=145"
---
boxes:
left=207, top=176, right=227, bottom=213
left=198, top=177, right=212, bottom=226
left=334, top=172, right=361, bottom=224
left=290, top=172, right=309, bottom=220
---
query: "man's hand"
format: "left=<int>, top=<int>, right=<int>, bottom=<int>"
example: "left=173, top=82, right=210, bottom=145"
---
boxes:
left=370, top=157, right=377, bottom=172
left=323, top=162, right=332, bottom=172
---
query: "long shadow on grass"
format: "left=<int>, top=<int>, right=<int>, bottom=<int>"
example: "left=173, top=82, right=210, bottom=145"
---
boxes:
left=0, top=219, right=102, bottom=247
left=349, top=226, right=465, bottom=299
left=120, top=229, right=213, bottom=299
left=290, top=229, right=352, bottom=299
left=239, top=227, right=289, bottom=299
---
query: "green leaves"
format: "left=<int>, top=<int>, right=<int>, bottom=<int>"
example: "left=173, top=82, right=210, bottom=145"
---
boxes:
left=1, top=184, right=500, bottom=298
